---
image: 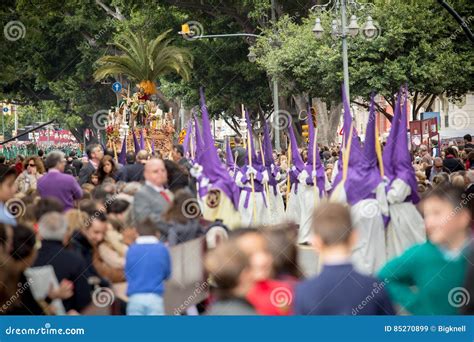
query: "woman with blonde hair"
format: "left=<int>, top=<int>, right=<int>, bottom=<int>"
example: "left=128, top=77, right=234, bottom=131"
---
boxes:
left=64, top=209, right=89, bottom=246
left=14, top=156, right=45, bottom=193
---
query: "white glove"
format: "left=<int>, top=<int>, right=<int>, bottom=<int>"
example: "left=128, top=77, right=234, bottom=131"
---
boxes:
left=190, top=164, right=203, bottom=178
left=246, top=166, right=257, bottom=178
left=261, top=170, right=269, bottom=184
left=297, top=170, right=309, bottom=184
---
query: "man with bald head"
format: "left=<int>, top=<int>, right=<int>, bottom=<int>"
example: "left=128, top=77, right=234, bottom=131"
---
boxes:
left=133, top=158, right=172, bottom=225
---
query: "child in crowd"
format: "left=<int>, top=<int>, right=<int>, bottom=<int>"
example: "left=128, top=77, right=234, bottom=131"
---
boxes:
left=232, top=228, right=295, bottom=315
left=294, top=203, right=394, bottom=315
left=205, top=240, right=256, bottom=315
left=379, top=184, right=472, bottom=314
left=125, top=218, right=171, bottom=315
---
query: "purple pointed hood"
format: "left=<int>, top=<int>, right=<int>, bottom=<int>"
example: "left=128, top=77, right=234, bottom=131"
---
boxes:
left=262, top=121, right=274, bottom=168
left=197, top=88, right=240, bottom=209
left=194, top=114, right=204, bottom=154
left=262, top=121, right=279, bottom=190
left=332, top=84, right=359, bottom=190
left=362, top=93, right=383, bottom=186
left=244, top=110, right=263, bottom=168
left=132, top=129, right=140, bottom=153
left=305, top=106, right=326, bottom=197
left=382, top=90, right=402, bottom=182
left=333, top=85, right=379, bottom=205
left=287, top=119, right=305, bottom=171
left=139, top=130, right=145, bottom=150
left=118, top=136, right=127, bottom=165
left=393, top=87, right=420, bottom=204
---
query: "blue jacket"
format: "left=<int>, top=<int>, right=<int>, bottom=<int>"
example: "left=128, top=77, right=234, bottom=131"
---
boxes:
left=294, top=263, right=394, bottom=315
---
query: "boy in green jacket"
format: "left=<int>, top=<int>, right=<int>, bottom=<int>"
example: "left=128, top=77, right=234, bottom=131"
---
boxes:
left=379, top=184, right=472, bottom=315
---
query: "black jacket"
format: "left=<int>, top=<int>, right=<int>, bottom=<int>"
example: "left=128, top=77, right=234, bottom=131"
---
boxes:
left=78, top=162, right=96, bottom=185
left=34, top=240, right=91, bottom=312
left=443, top=156, right=465, bottom=173
left=70, top=231, right=109, bottom=289
left=117, top=163, right=145, bottom=182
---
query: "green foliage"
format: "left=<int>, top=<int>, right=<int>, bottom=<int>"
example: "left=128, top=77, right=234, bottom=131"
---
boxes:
left=94, top=30, right=193, bottom=84
left=254, top=0, right=474, bottom=108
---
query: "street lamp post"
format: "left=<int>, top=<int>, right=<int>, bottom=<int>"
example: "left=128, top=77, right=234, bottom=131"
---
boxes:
left=311, top=0, right=379, bottom=101
left=179, top=25, right=282, bottom=150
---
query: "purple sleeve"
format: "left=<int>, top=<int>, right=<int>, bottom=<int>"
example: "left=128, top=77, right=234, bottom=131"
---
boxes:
left=71, top=177, right=83, bottom=200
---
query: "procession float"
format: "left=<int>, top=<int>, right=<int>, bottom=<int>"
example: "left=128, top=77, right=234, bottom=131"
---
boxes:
left=105, top=84, right=175, bottom=157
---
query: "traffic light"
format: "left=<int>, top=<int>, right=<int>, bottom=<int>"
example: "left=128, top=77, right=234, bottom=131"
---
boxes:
left=180, top=24, right=191, bottom=35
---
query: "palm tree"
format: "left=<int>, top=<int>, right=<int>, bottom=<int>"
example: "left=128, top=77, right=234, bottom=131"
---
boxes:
left=94, top=29, right=193, bottom=96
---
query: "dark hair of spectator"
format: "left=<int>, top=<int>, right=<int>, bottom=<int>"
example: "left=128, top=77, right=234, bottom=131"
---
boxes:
left=34, top=197, right=64, bottom=221
left=173, top=144, right=184, bottom=157
left=11, top=224, right=36, bottom=261
left=0, top=165, right=16, bottom=183
left=164, top=160, right=189, bottom=192
left=107, top=199, right=130, bottom=215
left=137, top=218, right=159, bottom=236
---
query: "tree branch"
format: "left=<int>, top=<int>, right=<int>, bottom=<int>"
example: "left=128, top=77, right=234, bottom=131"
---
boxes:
left=426, top=94, right=437, bottom=112
left=415, top=94, right=431, bottom=114
left=95, top=0, right=126, bottom=21
left=223, top=116, right=241, bottom=136
left=412, top=90, right=418, bottom=121
left=163, top=0, right=256, bottom=33
left=352, top=100, right=393, bottom=122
